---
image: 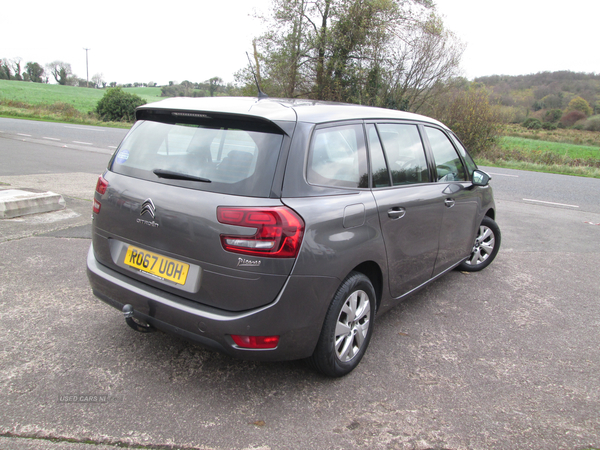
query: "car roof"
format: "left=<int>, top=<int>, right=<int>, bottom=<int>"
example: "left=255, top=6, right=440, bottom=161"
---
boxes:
left=136, top=97, right=447, bottom=128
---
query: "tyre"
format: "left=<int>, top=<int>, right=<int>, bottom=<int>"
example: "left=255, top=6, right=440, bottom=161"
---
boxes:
left=458, top=216, right=501, bottom=272
left=308, top=271, right=376, bottom=377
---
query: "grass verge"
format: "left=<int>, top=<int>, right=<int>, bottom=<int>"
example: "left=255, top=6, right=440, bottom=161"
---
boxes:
left=0, top=99, right=131, bottom=128
left=477, top=135, right=600, bottom=178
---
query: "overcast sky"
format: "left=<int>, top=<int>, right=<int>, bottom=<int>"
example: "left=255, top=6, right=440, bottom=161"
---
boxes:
left=3, top=0, right=598, bottom=86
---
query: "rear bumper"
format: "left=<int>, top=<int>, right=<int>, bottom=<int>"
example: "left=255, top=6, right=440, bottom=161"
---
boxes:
left=86, top=244, right=337, bottom=361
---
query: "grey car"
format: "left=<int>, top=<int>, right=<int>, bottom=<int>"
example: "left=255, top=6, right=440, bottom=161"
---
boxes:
left=87, top=97, right=500, bottom=377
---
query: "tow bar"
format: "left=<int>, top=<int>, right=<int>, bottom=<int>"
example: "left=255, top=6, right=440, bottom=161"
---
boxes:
left=122, top=304, right=155, bottom=333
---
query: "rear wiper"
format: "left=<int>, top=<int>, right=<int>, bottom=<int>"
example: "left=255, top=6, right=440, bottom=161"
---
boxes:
left=153, top=169, right=211, bottom=183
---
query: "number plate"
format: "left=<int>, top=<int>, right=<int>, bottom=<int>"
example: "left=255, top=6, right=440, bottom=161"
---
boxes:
left=124, top=246, right=189, bottom=285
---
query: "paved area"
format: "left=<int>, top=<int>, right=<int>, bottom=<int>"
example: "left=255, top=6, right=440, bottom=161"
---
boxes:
left=0, top=164, right=599, bottom=449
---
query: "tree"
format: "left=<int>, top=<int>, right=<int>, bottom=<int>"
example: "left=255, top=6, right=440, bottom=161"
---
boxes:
left=25, top=62, right=44, bottom=83
left=11, top=58, right=23, bottom=80
left=91, top=73, right=104, bottom=89
left=46, top=61, right=73, bottom=85
left=95, top=87, right=146, bottom=122
left=566, top=96, right=593, bottom=116
left=378, top=13, right=464, bottom=112
left=429, top=84, right=502, bottom=156
left=208, top=77, right=223, bottom=96
left=238, top=0, right=461, bottom=111
left=0, top=58, right=12, bottom=79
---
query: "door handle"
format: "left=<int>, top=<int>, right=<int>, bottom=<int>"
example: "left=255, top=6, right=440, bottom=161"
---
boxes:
left=387, top=207, right=406, bottom=219
left=444, top=198, right=455, bottom=208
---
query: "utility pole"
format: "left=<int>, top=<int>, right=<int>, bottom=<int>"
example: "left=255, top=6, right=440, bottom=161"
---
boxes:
left=83, top=48, right=90, bottom=88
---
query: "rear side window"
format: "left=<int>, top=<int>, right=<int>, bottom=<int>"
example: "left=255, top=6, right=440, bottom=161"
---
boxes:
left=376, top=124, right=429, bottom=185
left=307, top=124, right=368, bottom=188
left=110, top=120, right=284, bottom=197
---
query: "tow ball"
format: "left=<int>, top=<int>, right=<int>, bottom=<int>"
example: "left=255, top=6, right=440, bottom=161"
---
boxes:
left=122, top=304, right=155, bottom=333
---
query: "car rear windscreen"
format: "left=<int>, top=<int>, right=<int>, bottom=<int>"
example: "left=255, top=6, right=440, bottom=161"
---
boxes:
left=109, top=120, right=284, bottom=197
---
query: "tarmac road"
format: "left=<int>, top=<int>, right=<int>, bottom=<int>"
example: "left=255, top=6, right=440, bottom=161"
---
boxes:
left=0, top=119, right=599, bottom=450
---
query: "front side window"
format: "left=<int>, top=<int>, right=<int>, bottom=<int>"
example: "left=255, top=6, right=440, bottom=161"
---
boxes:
left=424, top=127, right=467, bottom=182
left=307, top=124, right=368, bottom=188
left=110, top=120, right=284, bottom=197
left=450, top=134, right=477, bottom=178
left=376, top=124, right=429, bottom=185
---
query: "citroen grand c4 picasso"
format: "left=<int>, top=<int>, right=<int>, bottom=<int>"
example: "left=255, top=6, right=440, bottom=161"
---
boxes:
left=87, top=97, right=500, bottom=377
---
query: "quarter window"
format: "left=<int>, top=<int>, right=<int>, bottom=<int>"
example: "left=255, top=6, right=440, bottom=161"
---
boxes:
left=367, top=125, right=391, bottom=188
left=307, top=124, right=368, bottom=188
left=424, top=127, right=467, bottom=182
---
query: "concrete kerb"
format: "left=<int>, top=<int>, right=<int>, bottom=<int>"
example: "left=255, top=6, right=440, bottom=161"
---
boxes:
left=0, top=189, right=66, bottom=219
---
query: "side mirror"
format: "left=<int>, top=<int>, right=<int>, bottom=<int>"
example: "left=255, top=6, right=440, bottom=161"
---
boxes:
left=472, top=170, right=491, bottom=186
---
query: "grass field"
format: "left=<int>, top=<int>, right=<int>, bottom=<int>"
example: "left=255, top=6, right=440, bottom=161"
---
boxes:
left=0, top=80, right=162, bottom=113
left=477, top=135, right=600, bottom=178
left=500, top=136, right=600, bottom=160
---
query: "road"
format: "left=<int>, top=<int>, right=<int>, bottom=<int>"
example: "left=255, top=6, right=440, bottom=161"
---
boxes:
left=1, top=118, right=599, bottom=450
left=0, top=117, right=128, bottom=156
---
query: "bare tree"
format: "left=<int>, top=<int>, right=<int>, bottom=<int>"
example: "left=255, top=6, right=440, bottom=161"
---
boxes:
left=11, top=57, right=23, bottom=80
left=381, top=13, right=465, bottom=112
left=46, top=61, right=73, bottom=85
left=91, top=73, right=104, bottom=89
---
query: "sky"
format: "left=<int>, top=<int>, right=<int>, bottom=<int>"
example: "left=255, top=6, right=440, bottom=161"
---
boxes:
left=2, top=0, right=598, bottom=86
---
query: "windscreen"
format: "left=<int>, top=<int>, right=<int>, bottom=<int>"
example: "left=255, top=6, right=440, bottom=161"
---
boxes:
left=110, top=120, right=284, bottom=197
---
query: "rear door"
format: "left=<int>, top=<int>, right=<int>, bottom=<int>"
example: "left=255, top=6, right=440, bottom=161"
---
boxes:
left=92, top=116, right=298, bottom=312
left=367, top=123, right=444, bottom=298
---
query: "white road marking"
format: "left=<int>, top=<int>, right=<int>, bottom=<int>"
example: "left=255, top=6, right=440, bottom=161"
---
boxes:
left=43, top=137, right=61, bottom=141
left=487, top=172, right=519, bottom=177
left=73, top=141, right=93, bottom=145
left=64, top=125, right=105, bottom=132
left=108, top=146, right=118, bottom=149
left=17, top=133, right=32, bottom=137
left=523, top=198, right=579, bottom=208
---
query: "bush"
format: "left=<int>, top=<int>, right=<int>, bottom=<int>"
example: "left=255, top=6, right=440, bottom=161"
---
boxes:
left=522, top=118, right=542, bottom=129
left=566, top=96, right=593, bottom=116
left=543, top=109, right=563, bottom=123
left=542, top=122, right=557, bottom=130
left=95, top=87, right=146, bottom=122
left=582, top=116, right=600, bottom=132
left=429, top=87, right=502, bottom=156
left=560, top=110, right=587, bottom=128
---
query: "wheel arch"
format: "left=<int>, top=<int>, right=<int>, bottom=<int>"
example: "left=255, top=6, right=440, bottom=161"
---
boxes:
left=351, top=261, right=384, bottom=312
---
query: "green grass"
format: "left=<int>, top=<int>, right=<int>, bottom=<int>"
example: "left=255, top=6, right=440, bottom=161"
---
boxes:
left=0, top=79, right=162, bottom=113
left=500, top=136, right=600, bottom=160
left=477, top=135, right=600, bottom=178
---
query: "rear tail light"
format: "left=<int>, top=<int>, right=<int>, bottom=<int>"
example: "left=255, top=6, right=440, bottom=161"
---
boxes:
left=96, top=175, right=108, bottom=195
left=217, top=206, right=304, bottom=258
left=231, top=335, right=280, bottom=349
left=93, top=175, right=109, bottom=214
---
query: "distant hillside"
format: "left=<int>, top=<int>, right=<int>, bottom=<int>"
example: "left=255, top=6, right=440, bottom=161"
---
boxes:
left=474, top=71, right=599, bottom=114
